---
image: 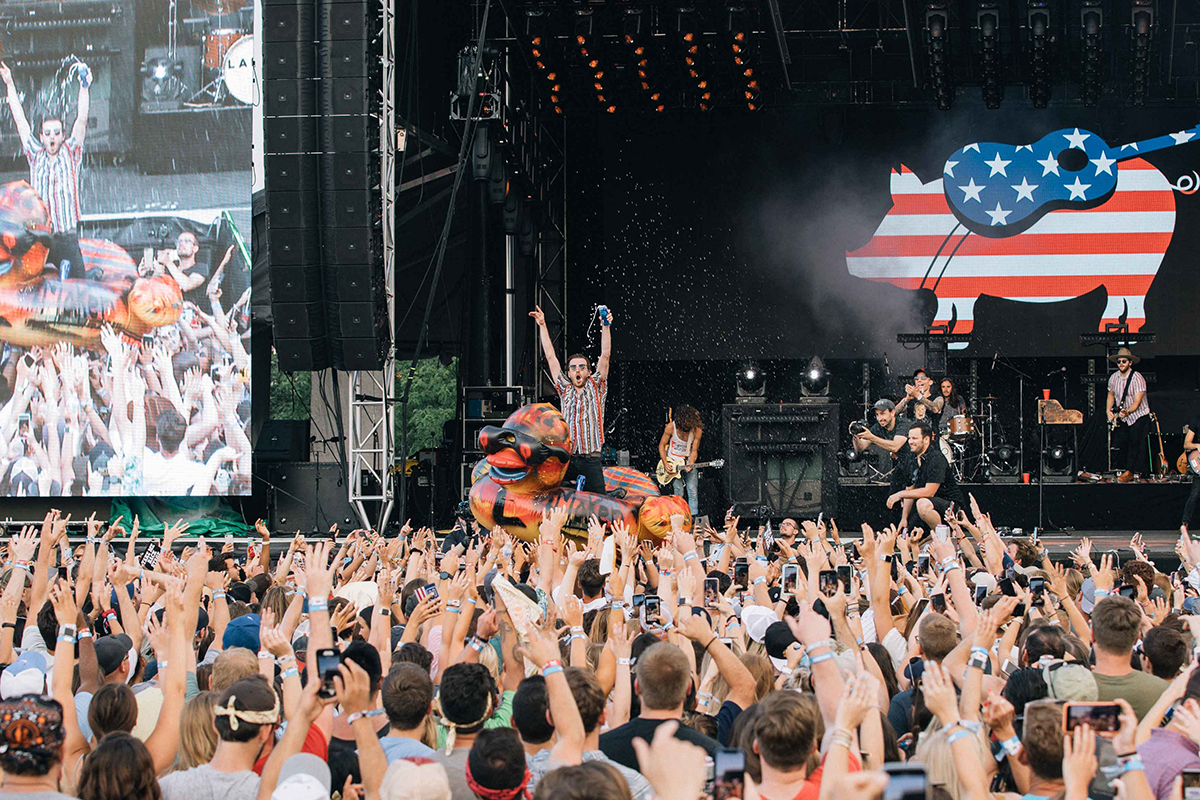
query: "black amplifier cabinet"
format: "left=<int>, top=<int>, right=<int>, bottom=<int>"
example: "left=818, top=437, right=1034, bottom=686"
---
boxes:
left=0, top=0, right=136, bottom=154
left=722, top=402, right=839, bottom=519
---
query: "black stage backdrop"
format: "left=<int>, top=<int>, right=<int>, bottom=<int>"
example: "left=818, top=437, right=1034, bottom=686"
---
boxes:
left=567, top=104, right=1200, bottom=362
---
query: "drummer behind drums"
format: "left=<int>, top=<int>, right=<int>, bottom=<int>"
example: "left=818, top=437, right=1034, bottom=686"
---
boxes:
left=932, top=377, right=967, bottom=431
left=852, top=398, right=912, bottom=481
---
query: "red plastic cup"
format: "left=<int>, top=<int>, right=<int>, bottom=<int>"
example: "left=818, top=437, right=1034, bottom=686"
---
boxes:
left=1042, top=389, right=1051, bottom=400
left=1022, top=473, right=1031, bottom=484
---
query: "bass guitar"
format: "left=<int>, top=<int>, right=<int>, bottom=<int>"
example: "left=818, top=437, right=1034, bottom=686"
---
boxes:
left=654, top=458, right=725, bottom=487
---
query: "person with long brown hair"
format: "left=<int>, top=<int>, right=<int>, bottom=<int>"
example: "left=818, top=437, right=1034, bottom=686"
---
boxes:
left=658, top=405, right=704, bottom=515
left=77, top=732, right=162, bottom=800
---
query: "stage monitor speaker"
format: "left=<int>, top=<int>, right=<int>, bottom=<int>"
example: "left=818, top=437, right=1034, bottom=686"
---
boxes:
left=266, top=190, right=320, bottom=229
left=265, top=463, right=358, bottom=532
left=722, top=403, right=840, bottom=519
left=269, top=265, right=323, bottom=302
left=256, top=419, right=311, bottom=462
left=273, top=302, right=327, bottom=338
left=274, top=337, right=330, bottom=371
left=263, top=40, right=316, bottom=79
left=264, top=4, right=314, bottom=42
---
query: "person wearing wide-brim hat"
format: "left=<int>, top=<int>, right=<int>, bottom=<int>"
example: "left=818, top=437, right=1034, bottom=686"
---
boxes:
left=1106, top=347, right=1150, bottom=482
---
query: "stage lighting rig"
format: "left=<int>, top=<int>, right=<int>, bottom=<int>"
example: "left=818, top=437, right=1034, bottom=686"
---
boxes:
left=925, top=3, right=952, bottom=110
left=988, top=443, right=1020, bottom=478
left=977, top=2, right=1002, bottom=109
left=726, top=5, right=760, bottom=111
left=677, top=7, right=713, bottom=111
left=736, top=363, right=766, bottom=403
left=525, top=10, right=565, bottom=116
left=574, top=9, right=616, bottom=113
left=1130, top=0, right=1154, bottom=107
left=140, top=57, right=185, bottom=103
left=1041, top=442, right=1074, bottom=479
left=1081, top=2, right=1103, bottom=107
left=801, top=355, right=830, bottom=397
left=1027, top=1, right=1051, bottom=108
left=623, top=8, right=665, bottom=112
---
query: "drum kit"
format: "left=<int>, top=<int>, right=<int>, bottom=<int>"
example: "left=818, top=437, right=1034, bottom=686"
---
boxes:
left=185, top=0, right=256, bottom=106
left=938, top=396, right=1008, bottom=482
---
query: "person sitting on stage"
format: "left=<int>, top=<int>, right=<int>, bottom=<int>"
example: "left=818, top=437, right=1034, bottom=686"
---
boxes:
left=885, top=419, right=965, bottom=530
left=1107, top=347, right=1151, bottom=483
left=530, top=303, right=623, bottom=497
left=658, top=405, right=703, bottom=516
left=852, top=399, right=911, bottom=479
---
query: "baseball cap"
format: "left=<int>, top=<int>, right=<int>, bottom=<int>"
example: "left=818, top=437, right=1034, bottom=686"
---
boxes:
left=272, top=753, right=332, bottom=800
left=1079, top=577, right=1097, bottom=614
left=873, top=399, right=896, bottom=412
left=95, top=633, right=134, bottom=676
left=222, top=613, right=262, bottom=653
left=741, top=605, right=777, bottom=644
left=763, top=620, right=799, bottom=672
left=227, top=582, right=253, bottom=605
left=1042, top=659, right=1098, bottom=701
left=0, top=651, right=47, bottom=699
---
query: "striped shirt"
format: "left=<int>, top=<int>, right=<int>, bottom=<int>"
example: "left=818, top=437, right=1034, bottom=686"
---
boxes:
left=555, top=372, right=606, bottom=454
left=1108, top=369, right=1150, bottom=425
left=24, top=135, right=83, bottom=233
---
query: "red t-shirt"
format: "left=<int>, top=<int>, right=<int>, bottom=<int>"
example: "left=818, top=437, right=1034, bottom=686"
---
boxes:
left=253, top=725, right=329, bottom=775
left=761, top=751, right=861, bottom=800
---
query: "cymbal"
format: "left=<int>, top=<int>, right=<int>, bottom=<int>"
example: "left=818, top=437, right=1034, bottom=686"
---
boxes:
left=979, top=395, right=999, bottom=401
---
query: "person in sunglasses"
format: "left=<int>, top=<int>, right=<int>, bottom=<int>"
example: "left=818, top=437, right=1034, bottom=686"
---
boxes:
left=530, top=304, right=622, bottom=497
left=1106, top=347, right=1151, bottom=483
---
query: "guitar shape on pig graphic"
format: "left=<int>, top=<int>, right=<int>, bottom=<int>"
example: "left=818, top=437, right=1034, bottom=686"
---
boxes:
left=944, top=122, right=1200, bottom=236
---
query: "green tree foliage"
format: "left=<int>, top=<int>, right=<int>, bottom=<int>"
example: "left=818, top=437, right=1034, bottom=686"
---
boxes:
left=399, top=358, right=457, bottom=456
left=269, top=349, right=312, bottom=421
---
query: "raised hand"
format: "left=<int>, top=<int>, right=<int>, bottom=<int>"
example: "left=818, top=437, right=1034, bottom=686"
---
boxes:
left=162, top=518, right=189, bottom=550
left=48, top=578, right=77, bottom=624
left=920, top=660, right=960, bottom=726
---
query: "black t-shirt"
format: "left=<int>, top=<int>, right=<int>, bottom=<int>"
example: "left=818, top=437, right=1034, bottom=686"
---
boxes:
left=599, top=717, right=719, bottom=770
left=327, top=722, right=391, bottom=791
left=909, top=445, right=964, bottom=506
left=867, top=417, right=911, bottom=472
left=1190, top=414, right=1200, bottom=441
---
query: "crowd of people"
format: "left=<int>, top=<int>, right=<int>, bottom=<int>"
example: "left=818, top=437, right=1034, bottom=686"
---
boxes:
left=0, top=504, right=1198, bottom=800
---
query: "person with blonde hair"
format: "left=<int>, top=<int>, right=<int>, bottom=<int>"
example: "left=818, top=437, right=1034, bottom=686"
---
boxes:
left=172, top=692, right=218, bottom=773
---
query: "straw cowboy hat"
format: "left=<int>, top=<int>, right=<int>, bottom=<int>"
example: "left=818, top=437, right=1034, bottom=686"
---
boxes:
left=1108, top=347, right=1140, bottom=365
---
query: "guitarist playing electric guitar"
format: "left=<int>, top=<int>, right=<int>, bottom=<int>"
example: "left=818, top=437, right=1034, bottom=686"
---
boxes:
left=1182, top=410, right=1200, bottom=536
left=1106, top=347, right=1151, bottom=483
left=657, top=405, right=704, bottom=516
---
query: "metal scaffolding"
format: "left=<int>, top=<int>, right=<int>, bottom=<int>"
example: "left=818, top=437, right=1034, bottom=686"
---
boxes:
left=347, top=0, right=397, bottom=533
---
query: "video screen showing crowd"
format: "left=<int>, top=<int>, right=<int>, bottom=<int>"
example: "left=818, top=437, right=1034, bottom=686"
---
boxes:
left=0, top=55, right=251, bottom=497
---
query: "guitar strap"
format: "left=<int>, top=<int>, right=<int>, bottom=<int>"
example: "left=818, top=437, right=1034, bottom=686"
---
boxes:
left=1118, top=371, right=1135, bottom=421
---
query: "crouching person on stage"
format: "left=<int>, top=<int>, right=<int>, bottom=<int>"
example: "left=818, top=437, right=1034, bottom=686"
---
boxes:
left=885, top=419, right=965, bottom=530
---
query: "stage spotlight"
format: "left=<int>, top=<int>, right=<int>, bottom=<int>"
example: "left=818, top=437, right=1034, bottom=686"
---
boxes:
left=841, top=447, right=868, bottom=478
left=736, top=363, right=766, bottom=403
left=1027, top=1, right=1051, bottom=108
left=1081, top=2, right=1103, bottom=106
left=801, top=355, right=830, bottom=397
left=925, top=3, right=952, bottom=110
left=141, top=57, right=184, bottom=103
left=977, top=2, right=1002, bottom=109
left=989, top=443, right=1019, bottom=477
left=1042, top=442, right=1074, bottom=478
left=1130, top=0, right=1154, bottom=107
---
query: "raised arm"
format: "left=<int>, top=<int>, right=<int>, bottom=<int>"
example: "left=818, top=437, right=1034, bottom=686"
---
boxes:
left=0, top=63, right=32, bottom=145
left=529, top=306, right=562, bottom=383
left=596, top=307, right=613, bottom=379
left=70, top=63, right=90, bottom=145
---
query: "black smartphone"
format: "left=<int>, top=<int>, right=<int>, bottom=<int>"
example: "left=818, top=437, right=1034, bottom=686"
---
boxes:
left=1012, top=602, right=1026, bottom=617
left=1119, top=584, right=1136, bottom=599
left=917, top=553, right=930, bottom=574
left=999, top=577, right=1016, bottom=597
left=713, top=746, right=746, bottom=800
left=931, top=593, right=947, bottom=613
left=1062, top=702, right=1120, bottom=736
left=974, top=584, right=987, bottom=604
left=882, top=762, right=930, bottom=800
left=733, top=559, right=749, bottom=589
left=141, top=543, right=161, bottom=569
left=316, top=647, right=341, bottom=698
left=781, top=564, right=800, bottom=597
left=819, top=570, right=840, bottom=596
left=704, top=577, right=721, bottom=609
left=632, top=593, right=645, bottom=609
left=1182, top=767, right=1200, bottom=800
left=1029, top=576, right=1045, bottom=599
left=837, top=564, right=852, bottom=593
left=849, top=542, right=860, bottom=561
left=890, top=557, right=900, bottom=581
left=905, top=561, right=916, bottom=577
left=644, top=595, right=661, bottom=619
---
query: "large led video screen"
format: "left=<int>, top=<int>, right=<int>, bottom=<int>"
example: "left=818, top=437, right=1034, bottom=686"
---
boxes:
left=0, top=0, right=253, bottom=496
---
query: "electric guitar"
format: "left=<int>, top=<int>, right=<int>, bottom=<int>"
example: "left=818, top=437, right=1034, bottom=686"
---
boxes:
left=944, top=122, right=1200, bottom=237
left=1178, top=449, right=1200, bottom=476
left=654, top=458, right=725, bottom=487
left=1150, top=413, right=1169, bottom=479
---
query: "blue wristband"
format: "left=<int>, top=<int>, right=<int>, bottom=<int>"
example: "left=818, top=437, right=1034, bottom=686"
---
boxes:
left=753, top=577, right=766, bottom=586
left=542, top=665, right=564, bottom=677
left=809, top=652, right=835, bottom=666
left=280, top=667, right=299, bottom=680
left=308, top=597, right=328, bottom=613
left=1120, top=760, right=1145, bottom=774
left=947, top=729, right=972, bottom=745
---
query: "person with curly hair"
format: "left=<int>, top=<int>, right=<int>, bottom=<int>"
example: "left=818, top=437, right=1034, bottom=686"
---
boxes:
left=658, top=405, right=704, bottom=516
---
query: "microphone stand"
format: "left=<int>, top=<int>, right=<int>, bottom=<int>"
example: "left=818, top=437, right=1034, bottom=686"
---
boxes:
left=992, top=356, right=1033, bottom=480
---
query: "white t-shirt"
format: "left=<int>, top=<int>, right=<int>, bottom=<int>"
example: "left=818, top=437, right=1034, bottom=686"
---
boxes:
left=140, top=448, right=208, bottom=496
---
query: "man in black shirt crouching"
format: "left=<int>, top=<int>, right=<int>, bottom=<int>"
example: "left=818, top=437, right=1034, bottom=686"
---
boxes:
left=885, top=419, right=964, bottom=530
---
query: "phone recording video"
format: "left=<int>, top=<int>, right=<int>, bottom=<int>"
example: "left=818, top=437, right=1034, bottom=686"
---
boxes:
left=316, top=648, right=341, bottom=698
left=837, top=564, right=852, bottom=593
left=1062, top=702, right=1120, bottom=736
left=819, top=570, right=840, bottom=596
left=1029, top=576, right=1045, bottom=599
left=934, top=524, right=950, bottom=543
left=1182, top=768, right=1200, bottom=800
left=781, top=563, right=800, bottom=597
left=917, top=553, right=930, bottom=575
left=974, top=584, right=987, bottom=604
left=713, top=747, right=746, bottom=800
left=882, top=762, right=930, bottom=800
left=931, top=594, right=947, bottom=613
left=643, top=595, right=661, bottom=619
left=733, top=559, right=749, bottom=589
left=632, top=593, right=645, bottom=609
left=999, top=577, right=1017, bottom=597
left=1119, top=584, right=1136, bottom=599
left=704, top=577, right=721, bottom=609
